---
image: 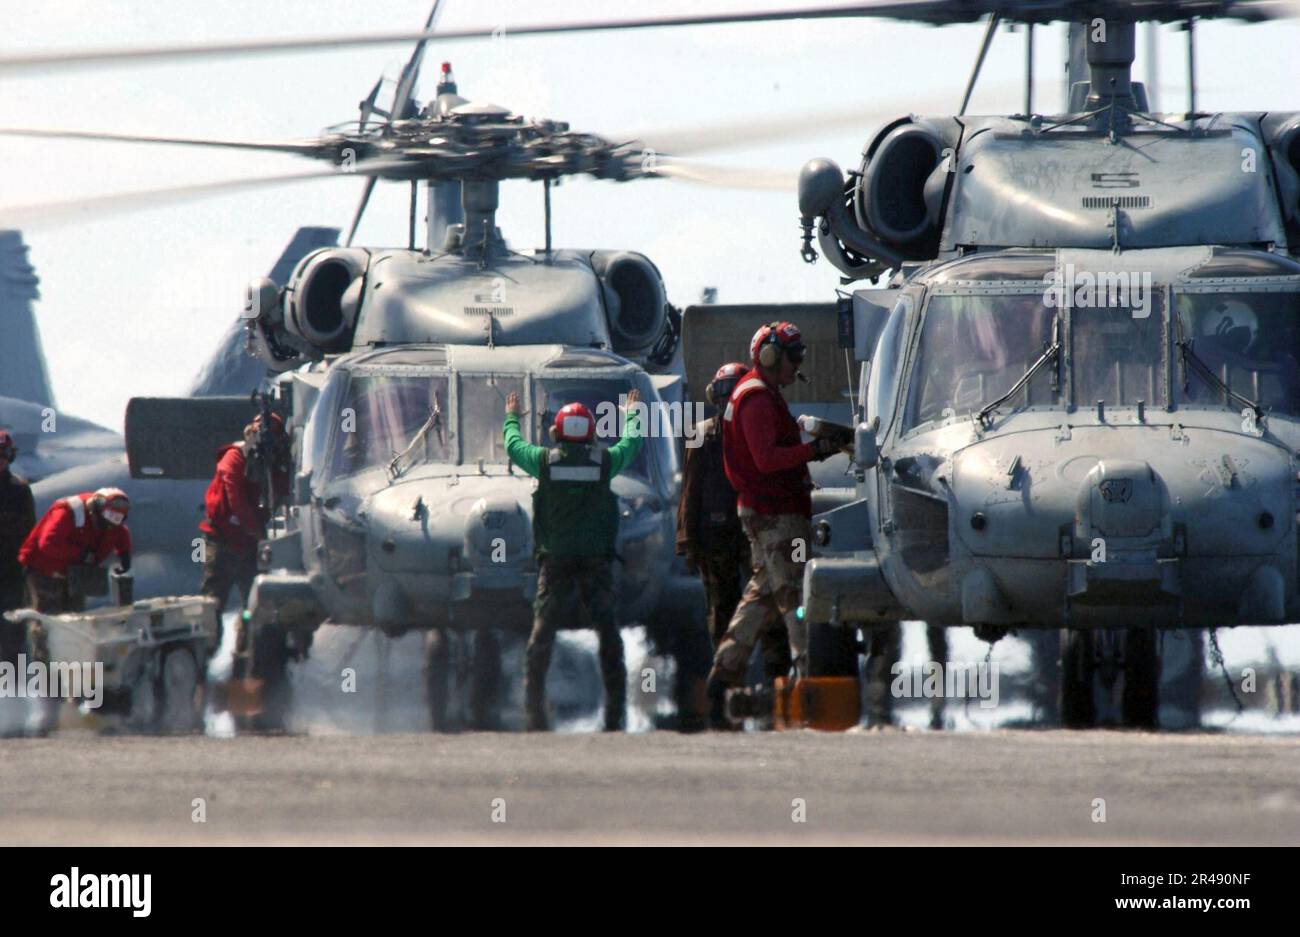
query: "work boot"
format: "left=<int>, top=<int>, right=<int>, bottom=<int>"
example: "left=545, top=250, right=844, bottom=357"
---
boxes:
left=706, top=669, right=736, bottom=730
left=523, top=673, right=549, bottom=732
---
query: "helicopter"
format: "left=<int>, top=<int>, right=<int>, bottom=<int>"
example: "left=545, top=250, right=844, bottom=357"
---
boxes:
left=778, top=0, right=1300, bottom=728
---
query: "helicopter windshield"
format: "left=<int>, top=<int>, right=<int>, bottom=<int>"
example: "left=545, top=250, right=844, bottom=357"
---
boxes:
left=905, top=293, right=1059, bottom=430
left=329, top=372, right=451, bottom=478
left=459, top=373, right=527, bottom=464
left=1174, top=291, right=1300, bottom=416
left=535, top=379, right=654, bottom=484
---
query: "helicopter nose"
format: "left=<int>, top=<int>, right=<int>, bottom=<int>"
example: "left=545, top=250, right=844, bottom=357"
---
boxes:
left=1078, top=459, right=1162, bottom=541
left=463, top=495, right=531, bottom=573
left=1068, top=459, right=1179, bottom=603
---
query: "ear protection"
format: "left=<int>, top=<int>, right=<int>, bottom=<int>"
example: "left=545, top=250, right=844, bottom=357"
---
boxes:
left=757, top=322, right=783, bottom=369
left=751, top=321, right=805, bottom=369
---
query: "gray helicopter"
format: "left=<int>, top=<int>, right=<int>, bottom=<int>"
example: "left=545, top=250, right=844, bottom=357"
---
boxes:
left=79, top=6, right=767, bottom=732
left=781, top=0, right=1300, bottom=727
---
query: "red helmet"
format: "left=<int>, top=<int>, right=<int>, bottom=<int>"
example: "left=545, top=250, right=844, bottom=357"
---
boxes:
left=91, top=487, right=130, bottom=526
left=707, top=362, right=747, bottom=404
left=750, top=321, right=805, bottom=368
left=0, top=430, right=15, bottom=462
left=553, top=402, right=595, bottom=443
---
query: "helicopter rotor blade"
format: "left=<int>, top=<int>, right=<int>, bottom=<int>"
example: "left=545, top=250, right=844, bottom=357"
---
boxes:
left=649, top=158, right=793, bottom=192
left=390, top=1, right=446, bottom=121
left=345, top=176, right=379, bottom=247
left=621, top=93, right=975, bottom=158
left=0, top=159, right=406, bottom=231
left=7, top=3, right=1290, bottom=74
left=349, top=2, right=444, bottom=244
left=0, top=125, right=324, bottom=155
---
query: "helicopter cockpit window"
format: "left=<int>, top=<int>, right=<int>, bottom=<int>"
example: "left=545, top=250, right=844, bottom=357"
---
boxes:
left=866, top=296, right=909, bottom=436
left=904, top=293, right=1058, bottom=431
left=535, top=380, right=653, bottom=484
left=329, top=372, right=451, bottom=478
left=460, top=374, right=526, bottom=464
left=1070, top=294, right=1167, bottom=408
left=1174, top=291, right=1300, bottom=417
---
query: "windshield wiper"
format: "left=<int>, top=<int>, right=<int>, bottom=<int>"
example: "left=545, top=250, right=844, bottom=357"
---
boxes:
left=387, top=392, right=446, bottom=481
left=976, top=315, right=1061, bottom=429
left=1174, top=314, right=1263, bottom=421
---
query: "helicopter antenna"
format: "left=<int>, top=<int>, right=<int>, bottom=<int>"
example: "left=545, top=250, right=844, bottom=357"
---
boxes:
left=543, top=179, right=553, bottom=257
left=959, top=14, right=1000, bottom=116
left=1023, top=22, right=1034, bottom=115
left=1184, top=17, right=1198, bottom=117
left=409, top=180, right=418, bottom=249
left=1146, top=22, right=1160, bottom=112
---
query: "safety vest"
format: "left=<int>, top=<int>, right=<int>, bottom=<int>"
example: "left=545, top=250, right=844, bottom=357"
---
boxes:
left=534, top=443, right=619, bottom=557
left=722, top=369, right=812, bottom=515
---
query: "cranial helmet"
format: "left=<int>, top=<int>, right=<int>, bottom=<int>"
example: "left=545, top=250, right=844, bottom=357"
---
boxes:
left=750, top=321, right=805, bottom=369
left=706, top=362, right=747, bottom=405
left=553, top=402, right=596, bottom=443
left=90, top=487, right=130, bottom=526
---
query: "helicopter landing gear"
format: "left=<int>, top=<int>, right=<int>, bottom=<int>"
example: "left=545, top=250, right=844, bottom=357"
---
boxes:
left=468, top=629, right=503, bottom=731
left=1059, top=628, right=1096, bottom=728
left=424, top=627, right=505, bottom=732
left=246, top=619, right=293, bottom=732
left=1059, top=626, right=1161, bottom=729
left=424, top=627, right=452, bottom=732
left=1121, top=626, right=1160, bottom=729
left=806, top=620, right=860, bottom=679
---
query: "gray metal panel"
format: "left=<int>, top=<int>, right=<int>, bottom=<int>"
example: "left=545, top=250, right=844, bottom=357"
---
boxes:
left=352, top=249, right=610, bottom=350
left=943, top=118, right=1288, bottom=251
left=126, top=396, right=258, bottom=479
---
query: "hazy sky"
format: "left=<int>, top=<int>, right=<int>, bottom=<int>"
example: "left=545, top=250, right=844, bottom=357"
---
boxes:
left=4, top=1, right=1299, bottom=431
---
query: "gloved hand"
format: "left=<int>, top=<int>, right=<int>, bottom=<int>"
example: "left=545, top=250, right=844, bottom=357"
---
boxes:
left=810, top=436, right=842, bottom=462
left=115, top=551, right=131, bottom=574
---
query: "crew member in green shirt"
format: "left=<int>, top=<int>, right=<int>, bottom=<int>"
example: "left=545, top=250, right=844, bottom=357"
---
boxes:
left=504, top=388, right=643, bottom=731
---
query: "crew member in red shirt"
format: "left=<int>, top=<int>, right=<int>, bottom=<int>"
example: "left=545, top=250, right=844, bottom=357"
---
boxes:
left=198, top=413, right=290, bottom=642
left=18, top=487, right=132, bottom=613
left=707, top=321, right=839, bottom=697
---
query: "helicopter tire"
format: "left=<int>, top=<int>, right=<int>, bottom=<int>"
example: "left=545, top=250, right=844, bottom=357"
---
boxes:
left=1121, top=626, right=1160, bottom=729
left=424, top=627, right=453, bottom=732
left=807, top=620, right=860, bottom=678
left=468, top=629, right=503, bottom=731
left=1059, top=628, right=1096, bottom=728
left=249, top=620, right=292, bottom=733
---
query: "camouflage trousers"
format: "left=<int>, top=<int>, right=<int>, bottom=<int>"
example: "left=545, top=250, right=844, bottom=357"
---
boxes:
left=697, top=540, right=791, bottom=682
left=710, top=511, right=811, bottom=685
left=24, top=571, right=83, bottom=615
left=526, top=554, right=626, bottom=731
left=198, top=534, right=259, bottom=649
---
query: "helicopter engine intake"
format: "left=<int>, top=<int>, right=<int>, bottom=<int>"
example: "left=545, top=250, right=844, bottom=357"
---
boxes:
left=285, top=247, right=369, bottom=352
left=590, top=251, right=667, bottom=358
